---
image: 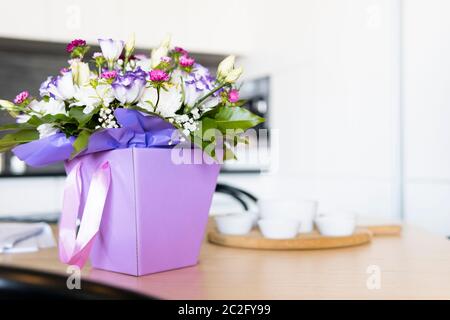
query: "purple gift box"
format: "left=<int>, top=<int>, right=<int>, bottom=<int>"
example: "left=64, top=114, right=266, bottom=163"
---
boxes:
left=64, top=147, right=220, bottom=276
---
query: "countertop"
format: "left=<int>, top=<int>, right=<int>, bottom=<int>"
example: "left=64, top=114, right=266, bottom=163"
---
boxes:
left=1, top=221, right=450, bottom=299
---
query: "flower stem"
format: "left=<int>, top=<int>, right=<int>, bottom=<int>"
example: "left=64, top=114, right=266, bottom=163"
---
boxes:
left=193, top=83, right=227, bottom=110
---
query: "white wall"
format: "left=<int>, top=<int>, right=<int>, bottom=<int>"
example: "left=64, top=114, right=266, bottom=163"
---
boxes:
left=0, top=1, right=416, bottom=230
left=403, top=0, right=450, bottom=235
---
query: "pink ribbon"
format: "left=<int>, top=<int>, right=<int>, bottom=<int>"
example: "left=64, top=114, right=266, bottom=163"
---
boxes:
left=58, top=161, right=111, bottom=268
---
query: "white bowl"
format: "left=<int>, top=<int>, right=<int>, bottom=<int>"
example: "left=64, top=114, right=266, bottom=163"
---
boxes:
left=259, top=199, right=318, bottom=233
left=258, top=218, right=300, bottom=239
left=215, top=214, right=254, bottom=235
left=315, top=216, right=356, bottom=237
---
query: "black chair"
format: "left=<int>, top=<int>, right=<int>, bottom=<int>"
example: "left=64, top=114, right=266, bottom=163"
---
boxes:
left=215, top=183, right=258, bottom=211
left=0, top=266, right=153, bottom=299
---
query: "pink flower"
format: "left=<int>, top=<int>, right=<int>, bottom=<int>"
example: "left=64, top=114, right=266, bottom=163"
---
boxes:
left=66, top=39, right=87, bottom=53
left=149, top=69, right=169, bottom=82
left=174, top=47, right=188, bottom=55
left=179, top=55, right=195, bottom=68
left=101, top=70, right=118, bottom=79
left=14, top=91, right=29, bottom=104
left=228, top=89, right=240, bottom=103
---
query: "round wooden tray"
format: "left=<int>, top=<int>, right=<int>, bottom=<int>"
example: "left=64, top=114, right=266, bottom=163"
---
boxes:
left=208, top=227, right=373, bottom=250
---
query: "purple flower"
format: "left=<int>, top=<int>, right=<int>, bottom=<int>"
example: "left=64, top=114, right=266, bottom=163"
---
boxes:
left=179, top=55, right=195, bottom=68
left=184, top=63, right=217, bottom=106
left=14, top=91, right=29, bottom=104
left=228, top=89, right=240, bottom=103
left=101, top=70, right=118, bottom=79
left=66, top=39, right=86, bottom=53
left=39, top=76, right=54, bottom=97
left=111, top=68, right=147, bottom=104
left=149, top=69, right=170, bottom=82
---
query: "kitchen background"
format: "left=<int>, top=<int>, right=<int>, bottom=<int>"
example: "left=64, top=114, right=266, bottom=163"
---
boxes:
left=0, top=0, right=449, bottom=236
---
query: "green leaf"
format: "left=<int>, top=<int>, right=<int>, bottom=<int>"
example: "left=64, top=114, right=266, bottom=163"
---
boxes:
left=202, top=106, right=264, bottom=132
left=69, top=107, right=98, bottom=127
left=0, top=129, right=39, bottom=147
left=71, top=130, right=91, bottom=157
left=0, top=123, right=34, bottom=131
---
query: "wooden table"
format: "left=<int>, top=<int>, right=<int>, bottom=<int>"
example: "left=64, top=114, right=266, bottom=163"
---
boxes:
left=1, top=222, right=450, bottom=299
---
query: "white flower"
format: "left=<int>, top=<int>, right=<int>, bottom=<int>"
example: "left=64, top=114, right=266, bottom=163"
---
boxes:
left=26, top=99, right=66, bottom=116
left=151, top=35, right=171, bottom=68
left=217, top=55, right=243, bottom=83
left=16, top=114, right=31, bottom=123
left=137, top=87, right=158, bottom=111
left=41, top=98, right=67, bottom=116
left=47, top=71, right=75, bottom=100
left=125, top=33, right=135, bottom=57
left=98, top=38, right=124, bottom=63
left=217, top=55, right=235, bottom=79
left=72, top=84, right=114, bottom=114
left=70, top=60, right=91, bottom=86
left=224, top=67, right=243, bottom=83
left=37, top=123, right=59, bottom=139
left=156, top=86, right=183, bottom=117
left=138, top=86, right=183, bottom=117
left=134, top=55, right=152, bottom=72
left=184, top=84, right=201, bottom=107
left=201, top=96, right=220, bottom=110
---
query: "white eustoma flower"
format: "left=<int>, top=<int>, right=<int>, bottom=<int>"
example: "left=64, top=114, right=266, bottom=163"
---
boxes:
left=47, top=71, right=75, bottom=100
left=139, top=85, right=182, bottom=117
left=37, top=123, right=59, bottom=139
left=151, top=35, right=171, bottom=68
left=72, top=84, right=115, bottom=114
left=156, top=86, right=183, bottom=117
left=224, top=67, right=243, bottom=83
left=137, top=87, right=158, bottom=112
left=125, top=33, right=135, bottom=57
left=184, top=84, right=203, bottom=107
left=98, top=38, right=124, bottom=64
left=70, top=60, right=91, bottom=86
left=201, top=96, right=220, bottom=110
left=217, top=55, right=235, bottom=79
left=16, top=114, right=31, bottom=123
left=41, top=98, right=67, bottom=116
left=134, top=55, right=152, bottom=72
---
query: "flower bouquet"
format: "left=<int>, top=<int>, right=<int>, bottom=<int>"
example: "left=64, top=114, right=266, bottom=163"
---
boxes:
left=0, top=35, right=263, bottom=276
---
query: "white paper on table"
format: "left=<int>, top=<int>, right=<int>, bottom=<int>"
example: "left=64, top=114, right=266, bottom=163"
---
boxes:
left=0, top=222, right=56, bottom=254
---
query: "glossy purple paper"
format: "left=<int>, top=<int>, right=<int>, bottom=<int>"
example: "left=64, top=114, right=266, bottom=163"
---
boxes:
left=65, top=148, right=220, bottom=276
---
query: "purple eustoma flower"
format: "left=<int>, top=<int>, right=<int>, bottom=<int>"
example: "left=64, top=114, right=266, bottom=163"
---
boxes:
left=66, top=39, right=87, bottom=53
left=149, top=69, right=170, bottom=83
left=14, top=91, right=29, bottom=104
left=111, top=68, right=147, bottom=104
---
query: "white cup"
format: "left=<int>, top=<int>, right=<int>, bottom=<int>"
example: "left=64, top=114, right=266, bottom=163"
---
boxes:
left=258, top=218, right=300, bottom=239
left=315, top=212, right=357, bottom=237
left=258, top=199, right=318, bottom=233
left=214, top=213, right=254, bottom=235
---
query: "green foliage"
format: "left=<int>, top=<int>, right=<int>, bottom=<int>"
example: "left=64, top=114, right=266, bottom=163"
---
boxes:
left=71, top=130, right=91, bottom=157
left=0, top=129, right=39, bottom=152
